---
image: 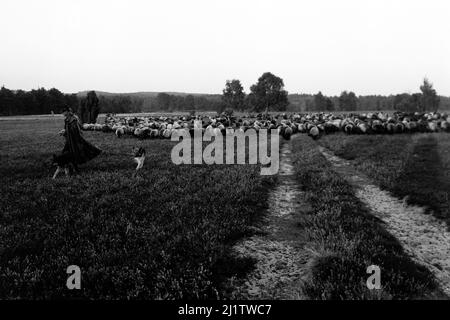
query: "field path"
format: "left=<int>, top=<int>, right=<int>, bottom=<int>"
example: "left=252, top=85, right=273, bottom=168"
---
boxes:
left=318, top=146, right=450, bottom=297
left=228, top=135, right=313, bottom=299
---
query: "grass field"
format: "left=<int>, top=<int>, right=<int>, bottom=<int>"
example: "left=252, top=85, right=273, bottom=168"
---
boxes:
left=317, top=133, right=450, bottom=228
left=1, top=118, right=449, bottom=299
left=0, top=118, right=275, bottom=299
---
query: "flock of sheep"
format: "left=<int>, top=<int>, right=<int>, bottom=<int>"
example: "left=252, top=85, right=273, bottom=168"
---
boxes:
left=80, top=111, right=450, bottom=140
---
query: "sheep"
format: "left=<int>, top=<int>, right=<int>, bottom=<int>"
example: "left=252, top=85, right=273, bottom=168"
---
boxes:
left=385, top=122, right=395, bottom=134
left=115, top=127, right=124, bottom=138
left=283, top=125, right=293, bottom=140
left=308, top=126, right=320, bottom=140
left=428, top=121, right=438, bottom=132
left=94, top=111, right=450, bottom=144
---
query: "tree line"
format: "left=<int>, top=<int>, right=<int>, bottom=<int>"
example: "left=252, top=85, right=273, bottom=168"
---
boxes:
left=217, top=75, right=446, bottom=113
left=292, top=78, right=444, bottom=113
left=0, top=87, right=78, bottom=116
left=1, top=75, right=448, bottom=117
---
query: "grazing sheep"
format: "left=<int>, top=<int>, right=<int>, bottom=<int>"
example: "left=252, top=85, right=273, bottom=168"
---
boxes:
left=92, top=111, right=450, bottom=143
left=385, top=122, right=395, bottom=134
left=371, top=120, right=384, bottom=134
left=308, top=126, right=320, bottom=140
left=163, top=129, right=172, bottom=138
left=428, top=121, right=438, bottom=132
left=344, top=123, right=354, bottom=134
left=283, top=126, right=293, bottom=140
left=394, top=122, right=405, bottom=134
left=115, top=127, right=124, bottom=138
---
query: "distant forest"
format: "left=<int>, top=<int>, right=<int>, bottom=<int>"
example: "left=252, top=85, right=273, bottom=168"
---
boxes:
left=1, top=78, right=450, bottom=116
left=0, top=87, right=78, bottom=116
left=288, top=92, right=450, bottom=112
left=98, top=92, right=224, bottom=114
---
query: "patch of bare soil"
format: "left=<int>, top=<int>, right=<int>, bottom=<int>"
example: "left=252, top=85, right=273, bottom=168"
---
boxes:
left=228, top=136, right=313, bottom=299
left=319, top=146, right=450, bottom=297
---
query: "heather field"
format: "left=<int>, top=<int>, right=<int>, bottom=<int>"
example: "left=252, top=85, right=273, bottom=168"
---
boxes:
left=1, top=118, right=449, bottom=299
left=0, top=118, right=275, bottom=299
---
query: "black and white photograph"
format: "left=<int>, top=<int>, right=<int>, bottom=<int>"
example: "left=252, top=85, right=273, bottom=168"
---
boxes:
left=1, top=0, right=449, bottom=311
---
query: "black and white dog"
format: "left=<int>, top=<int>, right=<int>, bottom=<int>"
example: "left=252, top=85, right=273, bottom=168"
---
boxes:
left=52, top=153, right=76, bottom=179
left=132, top=147, right=146, bottom=171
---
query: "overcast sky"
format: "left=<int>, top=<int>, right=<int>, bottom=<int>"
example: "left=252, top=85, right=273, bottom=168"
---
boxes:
left=1, top=0, right=449, bottom=95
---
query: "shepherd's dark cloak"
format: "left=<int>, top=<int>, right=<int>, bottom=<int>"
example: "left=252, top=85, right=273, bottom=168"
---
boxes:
left=63, top=115, right=101, bottom=164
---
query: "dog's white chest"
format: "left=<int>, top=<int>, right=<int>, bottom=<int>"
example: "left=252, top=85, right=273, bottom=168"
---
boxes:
left=134, top=156, right=145, bottom=170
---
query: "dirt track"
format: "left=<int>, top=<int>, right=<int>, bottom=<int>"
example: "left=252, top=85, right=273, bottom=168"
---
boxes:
left=229, top=136, right=313, bottom=299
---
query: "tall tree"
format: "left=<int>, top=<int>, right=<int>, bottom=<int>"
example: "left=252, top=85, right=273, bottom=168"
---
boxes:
left=79, top=91, right=100, bottom=123
left=420, top=78, right=440, bottom=112
left=87, top=91, right=100, bottom=123
left=338, top=91, right=358, bottom=110
left=48, top=88, right=65, bottom=112
left=222, top=79, right=246, bottom=111
left=78, top=98, right=87, bottom=122
left=247, top=72, right=289, bottom=113
left=0, top=86, right=15, bottom=116
left=313, top=91, right=326, bottom=111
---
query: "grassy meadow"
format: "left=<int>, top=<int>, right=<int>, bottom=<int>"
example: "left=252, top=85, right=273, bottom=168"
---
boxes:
left=0, top=118, right=275, bottom=299
left=1, top=117, right=449, bottom=300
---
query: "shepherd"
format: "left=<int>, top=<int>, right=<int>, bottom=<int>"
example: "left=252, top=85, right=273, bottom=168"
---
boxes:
left=53, top=107, right=102, bottom=177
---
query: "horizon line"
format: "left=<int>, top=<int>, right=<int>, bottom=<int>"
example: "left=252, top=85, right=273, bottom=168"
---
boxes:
left=3, top=86, right=450, bottom=98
